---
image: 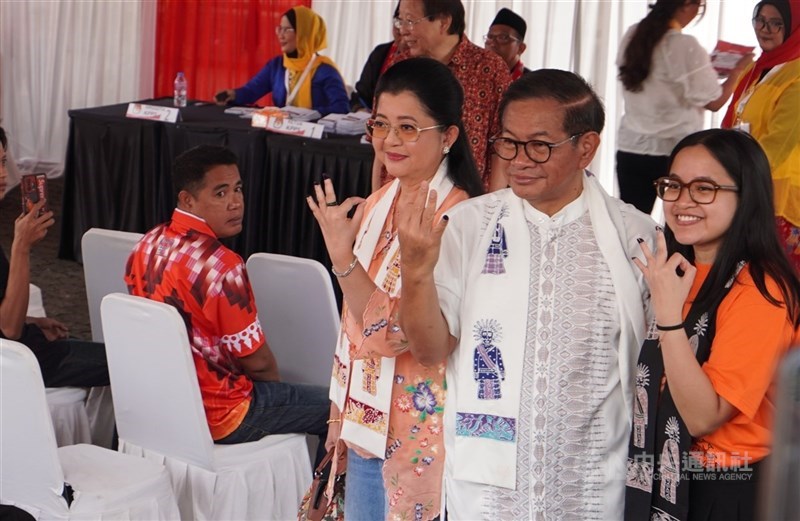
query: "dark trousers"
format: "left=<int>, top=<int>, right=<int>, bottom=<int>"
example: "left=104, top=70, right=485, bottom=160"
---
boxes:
left=14, top=324, right=109, bottom=387
left=688, top=460, right=763, bottom=521
left=616, top=150, right=671, bottom=214
left=216, top=380, right=330, bottom=465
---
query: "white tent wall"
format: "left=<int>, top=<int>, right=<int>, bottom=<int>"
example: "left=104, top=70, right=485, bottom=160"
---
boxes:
left=0, top=0, right=156, bottom=185
left=0, top=0, right=756, bottom=195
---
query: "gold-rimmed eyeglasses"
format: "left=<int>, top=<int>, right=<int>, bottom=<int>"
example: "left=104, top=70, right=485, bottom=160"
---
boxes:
left=393, top=15, right=431, bottom=30
left=489, top=133, right=584, bottom=163
left=654, top=177, right=739, bottom=204
left=365, top=119, right=444, bottom=143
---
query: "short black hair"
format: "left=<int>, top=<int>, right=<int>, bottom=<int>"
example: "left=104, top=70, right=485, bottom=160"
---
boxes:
left=499, top=69, right=605, bottom=136
left=0, top=126, right=6, bottom=150
left=421, top=0, right=465, bottom=36
left=172, top=145, right=238, bottom=199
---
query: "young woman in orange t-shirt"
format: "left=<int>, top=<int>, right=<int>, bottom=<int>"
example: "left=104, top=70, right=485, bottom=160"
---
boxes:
left=624, top=129, right=800, bottom=521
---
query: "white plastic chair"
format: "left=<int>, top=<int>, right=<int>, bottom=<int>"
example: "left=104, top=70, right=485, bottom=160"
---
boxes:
left=28, top=283, right=92, bottom=447
left=100, top=293, right=311, bottom=521
left=81, top=228, right=144, bottom=343
left=0, top=339, right=180, bottom=520
left=245, top=253, right=340, bottom=387
left=81, top=227, right=143, bottom=448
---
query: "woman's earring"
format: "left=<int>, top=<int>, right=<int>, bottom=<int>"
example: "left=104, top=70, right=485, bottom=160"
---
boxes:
left=443, top=145, right=451, bottom=155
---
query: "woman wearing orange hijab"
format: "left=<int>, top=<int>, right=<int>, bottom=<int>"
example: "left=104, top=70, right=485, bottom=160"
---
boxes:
left=215, top=6, right=349, bottom=116
left=722, top=0, right=800, bottom=273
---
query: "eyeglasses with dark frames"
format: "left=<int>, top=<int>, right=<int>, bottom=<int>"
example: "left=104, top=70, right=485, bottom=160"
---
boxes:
left=365, top=119, right=444, bottom=143
left=489, top=133, right=584, bottom=163
left=653, top=177, right=739, bottom=205
left=752, top=15, right=785, bottom=33
left=393, top=15, right=431, bottom=30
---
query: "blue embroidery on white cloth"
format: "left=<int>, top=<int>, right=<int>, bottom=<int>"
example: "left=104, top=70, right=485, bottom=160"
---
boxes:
left=455, top=411, right=517, bottom=442
left=472, top=319, right=505, bottom=399
left=481, top=204, right=509, bottom=274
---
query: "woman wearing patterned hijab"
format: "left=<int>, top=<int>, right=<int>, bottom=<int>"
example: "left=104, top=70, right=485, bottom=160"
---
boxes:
left=722, top=0, right=800, bottom=274
left=215, top=6, right=349, bottom=116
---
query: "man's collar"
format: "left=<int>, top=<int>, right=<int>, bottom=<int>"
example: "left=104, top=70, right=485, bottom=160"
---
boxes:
left=171, top=208, right=217, bottom=238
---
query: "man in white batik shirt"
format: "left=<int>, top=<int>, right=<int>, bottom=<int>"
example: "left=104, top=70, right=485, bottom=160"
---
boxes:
left=399, top=69, right=657, bottom=520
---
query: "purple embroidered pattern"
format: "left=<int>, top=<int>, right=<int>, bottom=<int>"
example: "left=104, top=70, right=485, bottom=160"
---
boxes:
left=456, top=412, right=516, bottom=442
left=410, top=382, right=440, bottom=420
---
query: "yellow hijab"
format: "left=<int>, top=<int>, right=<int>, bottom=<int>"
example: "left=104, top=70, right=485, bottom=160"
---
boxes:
left=282, top=6, right=338, bottom=109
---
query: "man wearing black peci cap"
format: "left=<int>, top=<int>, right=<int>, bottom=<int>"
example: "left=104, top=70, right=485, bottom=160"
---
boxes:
left=484, top=8, right=530, bottom=80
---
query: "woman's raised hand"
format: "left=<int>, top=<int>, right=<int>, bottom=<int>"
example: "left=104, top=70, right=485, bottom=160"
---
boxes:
left=306, top=177, right=365, bottom=266
left=632, top=228, right=696, bottom=327
left=397, top=180, right=448, bottom=282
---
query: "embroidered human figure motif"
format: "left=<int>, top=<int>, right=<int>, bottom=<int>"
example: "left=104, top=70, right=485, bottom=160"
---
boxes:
left=659, top=417, right=681, bottom=504
left=482, top=207, right=509, bottom=274
left=362, top=357, right=381, bottom=395
left=382, top=249, right=401, bottom=295
left=472, top=319, right=506, bottom=399
left=687, top=312, right=708, bottom=355
left=633, top=363, right=650, bottom=448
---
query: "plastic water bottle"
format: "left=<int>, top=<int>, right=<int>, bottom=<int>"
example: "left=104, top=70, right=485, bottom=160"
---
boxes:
left=173, top=72, right=187, bottom=108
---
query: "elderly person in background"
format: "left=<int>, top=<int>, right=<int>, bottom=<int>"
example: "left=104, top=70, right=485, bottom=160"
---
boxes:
left=385, top=0, right=511, bottom=192
left=309, top=58, right=483, bottom=521
left=485, top=8, right=530, bottom=80
left=215, top=6, right=349, bottom=116
left=616, top=0, right=752, bottom=214
left=722, top=0, right=800, bottom=273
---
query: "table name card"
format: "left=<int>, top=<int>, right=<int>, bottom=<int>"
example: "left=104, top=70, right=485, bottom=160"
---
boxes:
left=125, top=103, right=180, bottom=123
left=252, top=113, right=324, bottom=139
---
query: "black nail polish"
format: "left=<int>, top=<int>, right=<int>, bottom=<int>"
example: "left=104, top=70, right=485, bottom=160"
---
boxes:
left=443, top=215, right=449, bottom=221
left=322, top=173, right=330, bottom=181
left=655, top=225, right=663, bottom=232
left=636, top=237, right=644, bottom=243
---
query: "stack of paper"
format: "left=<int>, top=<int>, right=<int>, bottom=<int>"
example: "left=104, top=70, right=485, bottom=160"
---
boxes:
left=318, top=111, right=371, bottom=135
left=281, top=106, right=322, bottom=122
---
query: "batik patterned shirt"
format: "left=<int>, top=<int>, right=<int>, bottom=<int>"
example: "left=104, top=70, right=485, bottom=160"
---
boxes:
left=125, top=208, right=264, bottom=440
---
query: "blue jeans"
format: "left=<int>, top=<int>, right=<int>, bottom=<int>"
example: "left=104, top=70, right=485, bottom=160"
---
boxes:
left=216, top=381, right=329, bottom=464
left=344, top=448, right=387, bottom=520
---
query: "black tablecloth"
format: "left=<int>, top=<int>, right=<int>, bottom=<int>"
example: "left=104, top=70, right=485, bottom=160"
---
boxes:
left=58, top=98, right=374, bottom=270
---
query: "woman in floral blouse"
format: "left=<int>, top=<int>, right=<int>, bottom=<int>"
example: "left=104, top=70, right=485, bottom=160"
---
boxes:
left=308, top=57, right=482, bottom=520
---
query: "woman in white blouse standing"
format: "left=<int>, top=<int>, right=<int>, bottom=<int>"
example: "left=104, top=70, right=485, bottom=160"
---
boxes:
left=616, top=0, right=752, bottom=214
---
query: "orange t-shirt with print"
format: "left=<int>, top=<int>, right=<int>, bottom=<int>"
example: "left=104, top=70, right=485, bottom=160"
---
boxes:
left=686, top=263, right=797, bottom=469
left=125, top=208, right=264, bottom=440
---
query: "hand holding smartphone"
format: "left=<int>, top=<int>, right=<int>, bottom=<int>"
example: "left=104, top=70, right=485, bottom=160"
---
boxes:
left=21, top=173, right=49, bottom=217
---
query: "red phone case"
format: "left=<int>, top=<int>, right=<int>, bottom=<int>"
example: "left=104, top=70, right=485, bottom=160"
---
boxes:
left=21, top=173, right=49, bottom=217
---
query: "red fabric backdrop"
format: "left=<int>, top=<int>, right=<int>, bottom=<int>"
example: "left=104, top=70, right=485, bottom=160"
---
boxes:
left=155, top=0, right=311, bottom=105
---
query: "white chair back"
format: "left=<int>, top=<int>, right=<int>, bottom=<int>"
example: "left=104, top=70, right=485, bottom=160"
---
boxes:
left=82, top=228, right=143, bottom=342
left=246, top=253, right=340, bottom=387
left=101, top=293, right=216, bottom=470
left=0, top=340, right=69, bottom=516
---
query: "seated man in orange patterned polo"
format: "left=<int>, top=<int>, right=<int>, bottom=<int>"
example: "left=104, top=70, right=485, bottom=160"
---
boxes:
left=125, top=145, right=328, bottom=461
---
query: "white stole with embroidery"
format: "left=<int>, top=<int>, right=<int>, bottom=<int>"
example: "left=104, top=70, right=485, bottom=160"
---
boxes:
left=446, top=174, right=649, bottom=489
left=330, top=161, right=455, bottom=457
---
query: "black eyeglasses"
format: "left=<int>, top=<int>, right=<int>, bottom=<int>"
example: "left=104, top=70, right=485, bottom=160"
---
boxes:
left=654, top=177, right=738, bottom=204
left=753, top=15, right=785, bottom=33
left=489, top=133, right=584, bottom=163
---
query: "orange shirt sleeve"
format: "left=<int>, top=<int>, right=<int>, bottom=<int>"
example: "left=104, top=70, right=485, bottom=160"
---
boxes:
left=701, top=274, right=795, bottom=420
left=204, top=256, right=265, bottom=358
